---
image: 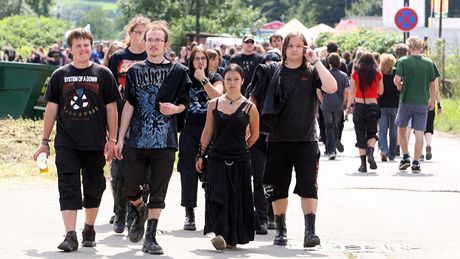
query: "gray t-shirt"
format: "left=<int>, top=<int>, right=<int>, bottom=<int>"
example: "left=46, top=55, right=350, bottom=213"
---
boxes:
left=321, top=68, right=349, bottom=112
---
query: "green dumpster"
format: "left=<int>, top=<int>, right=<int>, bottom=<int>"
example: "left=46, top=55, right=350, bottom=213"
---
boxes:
left=0, top=61, right=56, bottom=119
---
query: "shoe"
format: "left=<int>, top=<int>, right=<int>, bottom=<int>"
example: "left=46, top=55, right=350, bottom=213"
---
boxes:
left=426, top=146, right=432, bottom=160
left=328, top=152, right=336, bottom=160
left=267, top=219, right=276, bottom=230
left=381, top=153, right=388, bottom=162
left=126, top=206, right=136, bottom=230
left=336, top=141, right=344, bottom=153
left=82, top=224, right=96, bottom=247
left=411, top=162, right=421, bottom=173
left=256, top=223, right=268, bottom=235
left=420, top=154, right=425, bottom=162
left=57, top=231, right=78, bottom=252
left=142, top=219, right=164, bottom=254
left=358, top=164, right=367, bottom=173
left=304, top=213, right=320, bottom=248
left=129, top=203, right=148, bottom=243
left=399, top=158, right=411, bottom=170
left=183, top=207, right=196, bottom=231
left=211, top=235, right=226, bottom=251
left=368, top=156, right=377, bottom=169
left=113, top=215, right=125, bottom=233
left=273, top=214, right=287, bottom=246
left=109, top=215, right=115, bottom=224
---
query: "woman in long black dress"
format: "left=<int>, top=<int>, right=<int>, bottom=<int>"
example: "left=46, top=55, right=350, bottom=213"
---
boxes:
left=195, top=64, right=259, bottom=250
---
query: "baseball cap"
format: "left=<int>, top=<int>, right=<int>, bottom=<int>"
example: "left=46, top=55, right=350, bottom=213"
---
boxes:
left=242, top=34, right=255, bottom=43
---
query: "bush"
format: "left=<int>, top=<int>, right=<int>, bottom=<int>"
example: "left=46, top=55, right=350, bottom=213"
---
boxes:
left=315, top=29, right=402, bottom=54
left=434, top=98, right=460, bottom=136
left=0, top=15, right=74, bottom=58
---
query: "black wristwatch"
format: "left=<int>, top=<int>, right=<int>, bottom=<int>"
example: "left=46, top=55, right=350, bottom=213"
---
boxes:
left=200, top=77, right=209, bottom=86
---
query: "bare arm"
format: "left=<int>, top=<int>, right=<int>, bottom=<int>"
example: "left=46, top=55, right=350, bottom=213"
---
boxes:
left=428, top=80, right=436, bottom=111
left=304, top=48, right=337, bottom=93
left=378, top=78, right=384, bottom=95
left=316, top=88, right=323, bottom=103
left=394, top=75, right=402, bottom=91
left=195, top=68, right=223, bottom=98
left=104, top=102, right=118, bottom=161
left=33, top=102, right=58, bottom=160
left=347, top=78, right=357, bottom=109
left=115, top=101, right=134, bottom=159
left=246, top=104, right=260, bottom=148
left=195, top=99, right=216, bottom=173
left=343, top=87, right=349, bottom=109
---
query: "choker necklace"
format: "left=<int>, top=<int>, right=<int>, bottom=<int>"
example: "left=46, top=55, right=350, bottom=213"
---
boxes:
left=225, top=95, right=242, bottom=105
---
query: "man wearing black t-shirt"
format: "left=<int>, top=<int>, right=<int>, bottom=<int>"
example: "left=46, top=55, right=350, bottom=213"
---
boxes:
left=115, top=21, right=191, bottom=255
left=107, top=14, right=150, bottom=235
left=228, top=34, right=263, bottom=95
left=253, top=31, right=337, bottom=248
left=33, top=28, right=119, bottom=252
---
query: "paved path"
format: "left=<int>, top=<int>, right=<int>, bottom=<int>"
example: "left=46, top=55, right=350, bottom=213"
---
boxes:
left=1, top=121, right=458, bottom=258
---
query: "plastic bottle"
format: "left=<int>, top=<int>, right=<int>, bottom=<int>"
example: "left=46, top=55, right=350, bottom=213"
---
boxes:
left=37, top=152, right=49, bottom=175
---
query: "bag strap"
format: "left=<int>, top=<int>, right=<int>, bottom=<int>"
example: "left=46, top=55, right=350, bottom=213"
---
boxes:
left=358, top=76, right=366, bottom=104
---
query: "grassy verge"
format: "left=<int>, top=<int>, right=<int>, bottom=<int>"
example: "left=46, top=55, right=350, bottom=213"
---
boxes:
left=434, top=98, right=460, bottom=136
left=0, top=118, right=179, bottom=179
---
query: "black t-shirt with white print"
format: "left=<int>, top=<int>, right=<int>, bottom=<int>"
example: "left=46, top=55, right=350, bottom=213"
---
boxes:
left=229, top=53, right=263, bottom=95
left=45, top=63, right=119, bottom=150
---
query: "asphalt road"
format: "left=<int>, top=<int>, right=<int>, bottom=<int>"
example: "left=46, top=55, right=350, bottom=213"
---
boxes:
left=1, top=121, right=458, bottom=259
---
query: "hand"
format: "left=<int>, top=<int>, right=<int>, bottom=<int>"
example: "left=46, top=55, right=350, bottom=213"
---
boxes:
left=194, top=68, right=206, bottom=82
left=104, top=141, right=116, bottom=161
left=33, top=144, right=50, bottom=161
left=159, top=102, right=180, bottom=115
left=346, top=106, right=354, bottom=115
left=428, top=101, right=435, bottom=111
left=437, top=107, right=443, bottom=115
left=304, top=46, right=318, bottom=64
left=195, top=158, right=203, bottom=173
left=115, top=141, right=124, bottom=160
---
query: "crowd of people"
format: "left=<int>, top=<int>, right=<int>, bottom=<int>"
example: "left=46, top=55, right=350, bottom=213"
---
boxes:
left=31, top=14, right=442, bottom=255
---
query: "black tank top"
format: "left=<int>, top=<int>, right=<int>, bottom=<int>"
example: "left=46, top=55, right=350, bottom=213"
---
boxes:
left=208, top=99, right=252, bottom=162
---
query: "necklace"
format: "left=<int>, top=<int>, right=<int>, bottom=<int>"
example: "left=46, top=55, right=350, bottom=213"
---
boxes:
left=225, top=95, right=242, bottom=105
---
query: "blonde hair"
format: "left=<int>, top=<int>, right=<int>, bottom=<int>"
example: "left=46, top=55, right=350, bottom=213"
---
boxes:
left=379, top=53, right=396, bottom=75
left=406, top=36, right=423, bottom=51
left=102, top=41, right=126, bottom=67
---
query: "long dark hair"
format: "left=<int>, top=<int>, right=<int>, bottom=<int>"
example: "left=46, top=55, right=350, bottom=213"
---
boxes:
left=281, top=31, right=308, bottom=65
left=188, top=46, right=209, bottom=82
left=355, top=52, right=378, bottom=90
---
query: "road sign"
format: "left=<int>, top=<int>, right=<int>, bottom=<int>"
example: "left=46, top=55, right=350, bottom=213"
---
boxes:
left=395, top=7, right=419, bottom=31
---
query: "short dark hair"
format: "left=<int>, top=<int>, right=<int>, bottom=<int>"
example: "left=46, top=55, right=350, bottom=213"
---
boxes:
left=269, top=34, right=283, bottom=44
left=328, top=53, right=341, bottom=69
left=67, top=28, right=93, bottom=48
left=326, top=41, right=339, bottom=53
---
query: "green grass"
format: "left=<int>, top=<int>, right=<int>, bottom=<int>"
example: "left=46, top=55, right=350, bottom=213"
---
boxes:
left=434, top=98, right=460, bottom=136
left=58, top=0, right=118, bottom=11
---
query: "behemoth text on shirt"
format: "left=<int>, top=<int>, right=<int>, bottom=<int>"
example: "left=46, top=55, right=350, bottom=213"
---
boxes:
left=124, top=60, right=189, bottom=149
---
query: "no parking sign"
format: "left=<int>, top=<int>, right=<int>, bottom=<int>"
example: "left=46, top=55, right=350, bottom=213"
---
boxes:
left=394, top=7, right=419, bottom=31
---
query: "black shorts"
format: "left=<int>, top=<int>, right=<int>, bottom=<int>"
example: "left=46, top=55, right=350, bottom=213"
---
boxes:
left=122, top=147, right=175, bottom=209
left=55, top=146, right=106, bottom=211
left=263, top=142, right=320, bottom=201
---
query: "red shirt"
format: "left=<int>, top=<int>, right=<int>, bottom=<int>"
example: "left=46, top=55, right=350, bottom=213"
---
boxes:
left=352, top=71, right=382, bottom=98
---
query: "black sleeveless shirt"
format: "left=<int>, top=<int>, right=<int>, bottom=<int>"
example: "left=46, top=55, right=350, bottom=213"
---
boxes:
left=208, top=99, right=252, bottom=162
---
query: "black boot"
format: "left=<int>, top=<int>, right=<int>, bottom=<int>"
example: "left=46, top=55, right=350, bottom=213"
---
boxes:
left=142, top=218, right=164, bottom=254
left=183, top=207, right=196, bottom=231
left=304, top=213, right=320, bottom=247
left=273, top=214, right=287, bottom=246
left=57, top=231, right=78, bottom=252
left=82, top=223, right=96, bottom=247
left=367, top=147, right=377, bottom=169
left=358, top=155, right=367, bottom=173
left=128, top=202, right=148, bottom=243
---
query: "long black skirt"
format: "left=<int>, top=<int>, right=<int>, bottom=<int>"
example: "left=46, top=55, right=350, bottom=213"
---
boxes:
left=203, top=159, right=255, bottom=245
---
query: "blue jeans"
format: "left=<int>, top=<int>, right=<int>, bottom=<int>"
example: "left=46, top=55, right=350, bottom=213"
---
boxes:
left=378, top=107, right=398, bottom=159
left=323, top=111, right=342, bottom=154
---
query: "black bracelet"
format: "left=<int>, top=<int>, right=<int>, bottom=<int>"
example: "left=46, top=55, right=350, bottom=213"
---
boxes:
left=200, top=77, right=209, bottom=86
left=41, top=138, right=50, bottom=146
left=437, top=103, right=442, bottom=109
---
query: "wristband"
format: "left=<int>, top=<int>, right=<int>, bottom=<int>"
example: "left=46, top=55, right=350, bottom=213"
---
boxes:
left=41, top=138, right=50, bottom=145
left=108, top=138, right=117, bottom=143
left=311, top=59, right=319, bottom=66
left=200, top=77, right=209, bottom=86
left=437, top=103, right=442, bottom=109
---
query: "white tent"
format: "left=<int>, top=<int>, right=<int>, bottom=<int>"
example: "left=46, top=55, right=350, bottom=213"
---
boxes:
left=307, top=23, right=337, bottom=42
left=274, top=19, right=314, bottom=45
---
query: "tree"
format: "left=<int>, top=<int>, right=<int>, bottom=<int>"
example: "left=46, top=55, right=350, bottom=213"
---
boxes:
left=345, top=0, right=382, bottom=17
left=78, top=6, right=121, bottom=40
left=25, top=0, right=53, bottom=16
left=285, top=0, right=346, bottom=27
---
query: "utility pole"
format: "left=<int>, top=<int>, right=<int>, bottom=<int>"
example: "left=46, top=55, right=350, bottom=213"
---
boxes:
left=439, top=0, right=446, bottom=91
left=195, top=0, right=201, bottom=43
left=403, top=0, right=410, bottom=42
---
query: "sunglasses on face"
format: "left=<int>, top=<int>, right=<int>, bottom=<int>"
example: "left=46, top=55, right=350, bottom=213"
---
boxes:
left=244, top=40, right=254, bottom=44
